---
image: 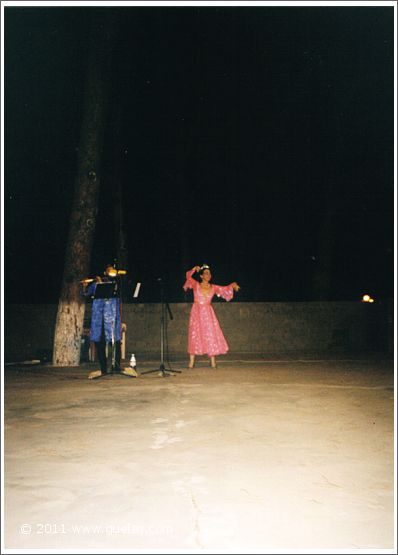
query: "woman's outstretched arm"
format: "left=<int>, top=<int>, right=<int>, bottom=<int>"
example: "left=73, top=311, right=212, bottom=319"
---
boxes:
left=213, top=281, right=240, bottom=302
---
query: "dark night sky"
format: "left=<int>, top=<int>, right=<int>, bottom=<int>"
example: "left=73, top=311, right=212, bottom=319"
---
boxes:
left=4, top=3, right=395, bottom=304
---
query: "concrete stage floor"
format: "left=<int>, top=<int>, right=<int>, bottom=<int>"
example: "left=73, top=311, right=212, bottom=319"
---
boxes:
left=3, top=356, right=396, bottom=552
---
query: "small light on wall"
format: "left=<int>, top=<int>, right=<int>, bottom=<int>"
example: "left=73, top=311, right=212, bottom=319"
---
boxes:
left=362, top=294, right=375, bottom=303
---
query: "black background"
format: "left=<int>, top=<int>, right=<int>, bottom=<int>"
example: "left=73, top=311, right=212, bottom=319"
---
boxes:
left=4, top=5, right=394, bottom=303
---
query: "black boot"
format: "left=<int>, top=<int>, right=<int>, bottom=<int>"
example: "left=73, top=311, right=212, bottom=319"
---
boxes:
left=95, top=340, right=109, bottom=375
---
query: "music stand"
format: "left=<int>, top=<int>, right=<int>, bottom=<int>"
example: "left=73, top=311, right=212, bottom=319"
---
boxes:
left=93, top=281, right=119, bottom=300
left=141, top=278, right=181, bottom=378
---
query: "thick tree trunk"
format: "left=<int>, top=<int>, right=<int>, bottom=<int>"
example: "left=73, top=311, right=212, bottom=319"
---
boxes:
left=52, top=15, right=116, bottom=366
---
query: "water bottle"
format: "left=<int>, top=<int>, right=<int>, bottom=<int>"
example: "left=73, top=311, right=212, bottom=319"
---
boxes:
left=130, top=354, right=136, bottom=369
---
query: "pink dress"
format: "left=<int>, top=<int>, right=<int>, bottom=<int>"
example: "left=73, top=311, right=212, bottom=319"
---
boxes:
left=183, top=268, right=235, bottom=356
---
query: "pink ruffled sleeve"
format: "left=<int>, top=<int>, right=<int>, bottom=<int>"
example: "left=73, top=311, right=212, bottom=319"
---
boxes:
left=183, top=268, right=197, bottom=291
left=213, top=284, right=234, bottom=302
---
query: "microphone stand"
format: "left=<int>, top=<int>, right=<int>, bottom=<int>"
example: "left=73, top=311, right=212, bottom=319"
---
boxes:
left=141, top=278, right=181, bottom=377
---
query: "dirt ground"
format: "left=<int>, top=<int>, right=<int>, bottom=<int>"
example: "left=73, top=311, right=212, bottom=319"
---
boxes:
left=3, top=356, right=396, bottom=552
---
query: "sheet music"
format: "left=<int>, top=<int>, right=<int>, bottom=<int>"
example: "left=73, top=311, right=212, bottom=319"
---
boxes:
left=133, top=282, right=141, bottom=298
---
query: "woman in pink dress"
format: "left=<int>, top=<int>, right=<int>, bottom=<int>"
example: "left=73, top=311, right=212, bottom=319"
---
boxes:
left=183, top=264, right=240, bottom=369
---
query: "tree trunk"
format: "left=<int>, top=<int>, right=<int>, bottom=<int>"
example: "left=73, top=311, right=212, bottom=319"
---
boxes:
left=52, top=15, right=116, bottom=366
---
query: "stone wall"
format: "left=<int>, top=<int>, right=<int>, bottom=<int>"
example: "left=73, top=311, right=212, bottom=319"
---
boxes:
left=4, top=300, right=393, bottom=363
